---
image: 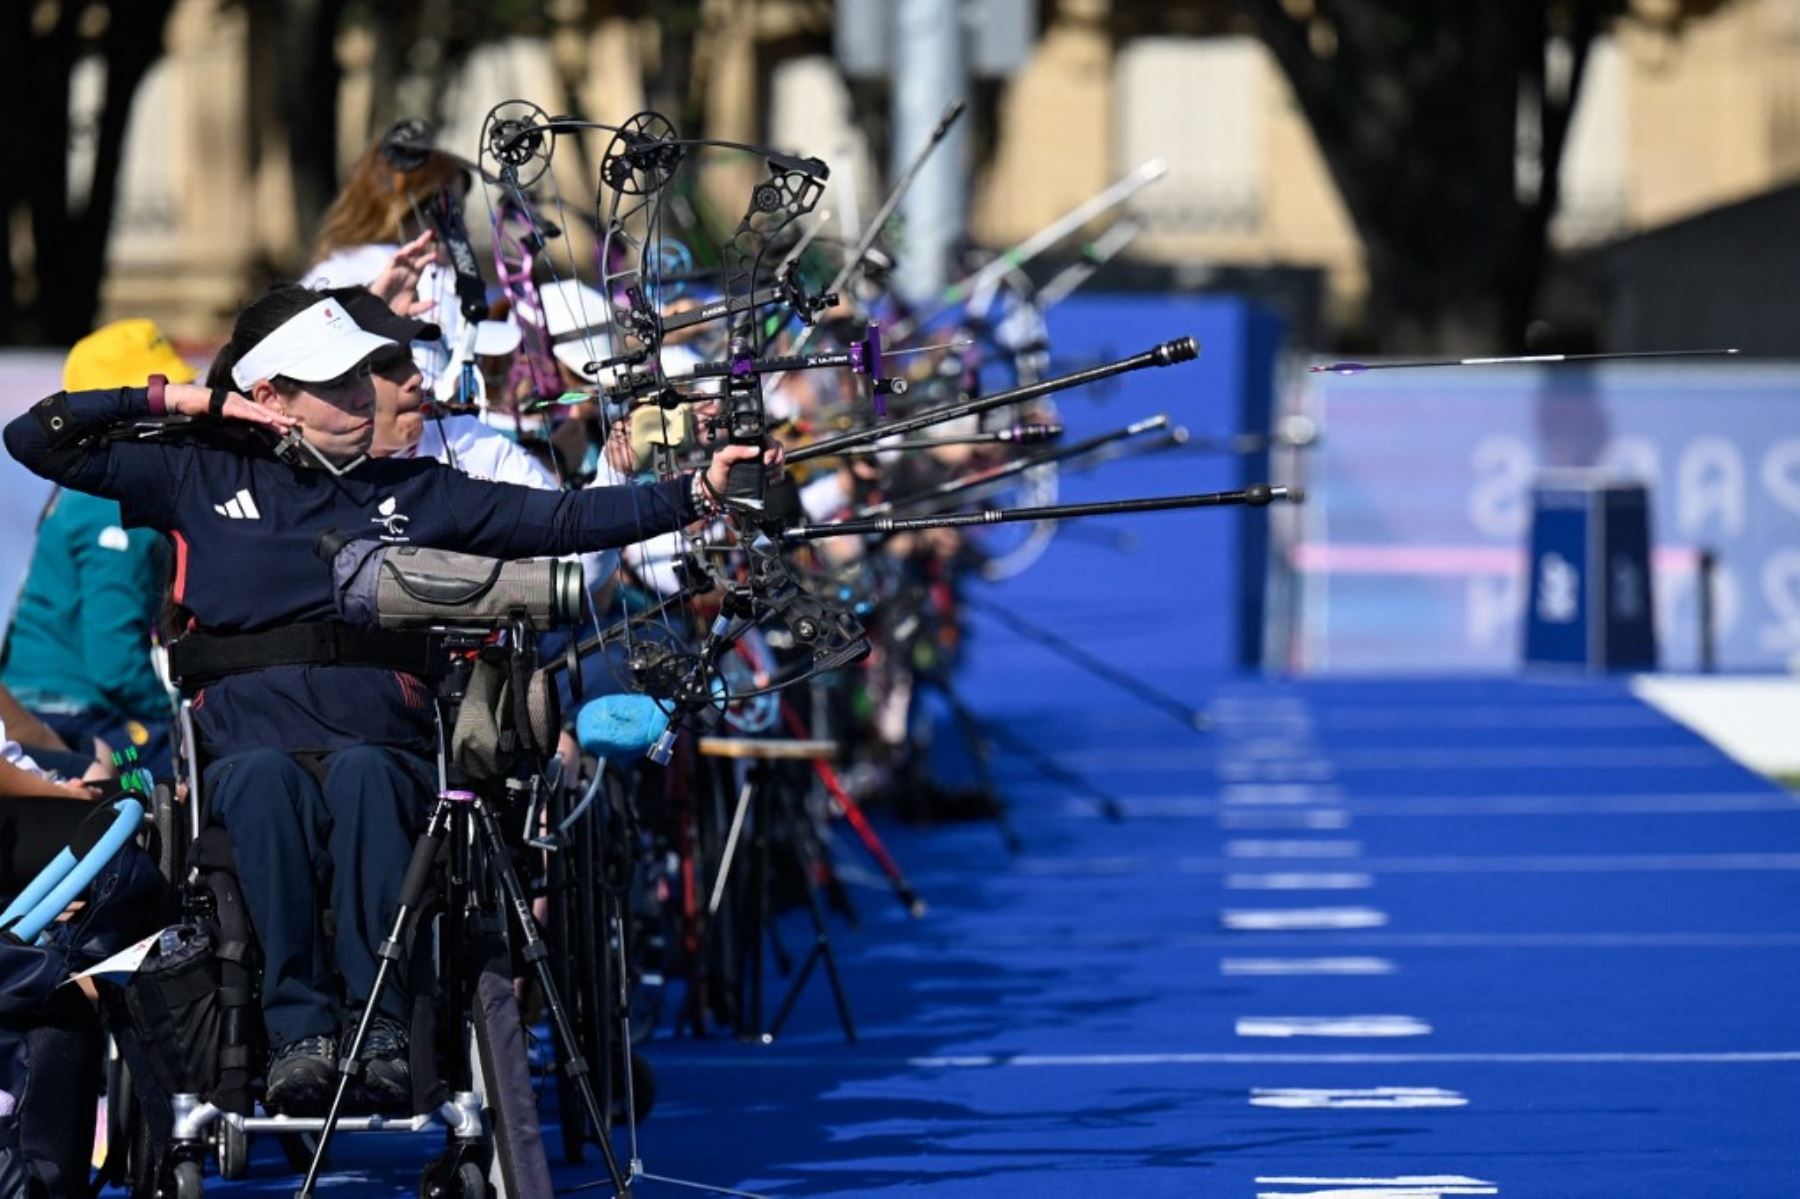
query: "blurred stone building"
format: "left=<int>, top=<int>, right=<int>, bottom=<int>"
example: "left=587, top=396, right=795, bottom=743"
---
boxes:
left=90, top=0, right=1800, bottom=344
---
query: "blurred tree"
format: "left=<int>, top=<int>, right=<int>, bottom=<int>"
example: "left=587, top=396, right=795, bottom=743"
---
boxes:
left=248, top=0, right=353, bottom=265
left=1232, top=0, right=1735, bottom=352
left=0, top=0, right=181, bottom=344
left=249, top=0, right=553, bottom=267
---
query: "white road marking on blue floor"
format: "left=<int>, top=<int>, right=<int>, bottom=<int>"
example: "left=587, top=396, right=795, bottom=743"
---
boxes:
left=1223, top=907, right=1388, bottom=930
left=1218, top=810, right=1353, bottom=830
left=1013, top=857, right=1143, bottom=875
left=1324, top=745, right=1715, bottom=769
left=658, top=1049, right=1800, bottom=1070
left=1255, top=1175, right=1498, bottom=1198
left=1320, top=702, right=1666, bottom=727
left=1223, top=784, right=1348, bottom=805
left=1082, top=792, right=1793, bottom=820
left=1282, top=852, right=1800, bottom=874
left=1237, top=1015, right=1432, bottom=1038
left=1223, top=957, right=1397, bottom=976
left=1025, top=852, right=1800, bottom=876
left=1033, top=745, right=1725, bottom=773
left=1219, top=760, right=1341, bottom=782
left=895, top=1051, right=1800, bottom=1067
left=1250, top=1086, right=1467, bottom=1109
left=1209, top=931, right=1800, bottom=949
left=1225, top=872, right=1375, bottom=890
left=1227, top=840, right=1366, bottom=858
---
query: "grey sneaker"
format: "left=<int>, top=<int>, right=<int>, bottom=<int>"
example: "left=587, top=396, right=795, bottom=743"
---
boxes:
left=354, top=1014, right=411, bottom=1112
left=265, top=1034, right=337, bottom=1115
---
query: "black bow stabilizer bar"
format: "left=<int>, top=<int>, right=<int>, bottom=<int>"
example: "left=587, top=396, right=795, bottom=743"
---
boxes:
left=781, top=483, right=1302, bottom=543
left=786, top=336, right=1200, bottom=465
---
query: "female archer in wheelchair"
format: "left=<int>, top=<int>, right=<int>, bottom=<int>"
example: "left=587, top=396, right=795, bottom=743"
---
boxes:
left=3, top=281, right=781, bottom=1117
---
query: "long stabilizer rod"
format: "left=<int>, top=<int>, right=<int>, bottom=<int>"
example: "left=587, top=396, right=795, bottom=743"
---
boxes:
left=788, top=336, right=1199, bottom=464
left=782, top=484, right=1302, bottom=542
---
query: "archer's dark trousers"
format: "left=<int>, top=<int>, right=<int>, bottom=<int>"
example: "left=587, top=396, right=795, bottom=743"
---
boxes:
left=205, top=746, right=431, bottom=1049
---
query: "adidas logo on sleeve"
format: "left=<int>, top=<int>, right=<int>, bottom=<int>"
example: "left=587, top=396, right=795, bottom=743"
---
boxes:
left=213, top=488, right=261, bottom=520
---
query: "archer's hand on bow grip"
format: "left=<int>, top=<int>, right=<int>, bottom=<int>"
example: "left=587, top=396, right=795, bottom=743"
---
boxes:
left=705, top=439, right=787, bottom=502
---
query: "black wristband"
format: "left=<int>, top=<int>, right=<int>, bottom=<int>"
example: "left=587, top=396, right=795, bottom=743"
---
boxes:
left=208, top=387, right=230, bottom=419
left=693, top=469, right=724, bottom=517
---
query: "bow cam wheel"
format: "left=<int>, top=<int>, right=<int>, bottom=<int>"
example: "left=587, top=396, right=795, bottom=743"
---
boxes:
left=603, top=111, right=684, bottom=196
left=480, top=100, right=553, bottom=188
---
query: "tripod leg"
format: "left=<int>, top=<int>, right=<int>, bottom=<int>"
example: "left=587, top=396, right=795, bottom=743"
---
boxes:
left=767, top=919, right=857, bottom=1044
left=778, top=700, right=927, bottom=916
left=741, top=772, right=768, bottom=1041
left=546, top=781, right=586, bottom=1165
left=707, top=778, right=755, bottom=918
left=298, top=798, right=452, bottom=1199
left=604, top=884, right=643, bottom=1171
left=935, top=673, right=1123, bottom=823
left=671, top=757, right=706, bottom=1037
left=932, top=677, right=1025, bottom=851
left=471, top=799, right=633, bottom=1198
left=767, top=947, right=822, bottom=1039
left=768, top=823, right=858, bottom=1044
left=963, top=594, right=1211, bottom=733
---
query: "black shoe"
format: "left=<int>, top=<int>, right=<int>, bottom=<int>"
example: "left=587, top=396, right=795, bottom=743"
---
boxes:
left=265, top=1034, right=338, bottom=1116
left=353, top=1014, right=411, bottom=1112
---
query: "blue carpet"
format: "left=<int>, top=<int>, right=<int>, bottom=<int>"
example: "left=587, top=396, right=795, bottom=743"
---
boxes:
left=176, top=667, right=1800, bottom=1198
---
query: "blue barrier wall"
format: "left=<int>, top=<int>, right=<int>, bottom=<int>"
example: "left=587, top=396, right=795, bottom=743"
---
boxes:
left=954, top=294, right=1283, bottom=714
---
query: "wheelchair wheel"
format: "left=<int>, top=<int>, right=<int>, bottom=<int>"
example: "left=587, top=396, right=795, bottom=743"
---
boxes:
left=418, top=1152, right=488, bottom=1199
left=125, top=1096, right=160, bottom=1199
left=215, top=1119, right=248, bottom=1180
left=551, top=767, right=614, bottom=1157
left=171, top=1158, right=204, bottom=1199
left=152, top=782, right=183, bottom=881
left=624, top=1047, right=656, bottom=1123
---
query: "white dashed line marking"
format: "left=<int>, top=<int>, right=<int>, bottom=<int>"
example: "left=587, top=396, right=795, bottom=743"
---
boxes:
left=1222, top=957, right=1397, bottom=976
left=1237, top=1015, right=1432, bottom=1038
left=1226, top=873, right=1374, bottom=890
left=1250, top=1086, right=1467, bottom=1109
left=1222, top=907, right=1389, bottom=931
left=1255, top=1175, right=1498, bottom=1198
left=1219, top=809, right=1353, bottom=830
left=1227, top=840, right=1365, bottom=858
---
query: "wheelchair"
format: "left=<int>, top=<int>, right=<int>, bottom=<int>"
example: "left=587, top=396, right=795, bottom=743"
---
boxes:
left=105, top=625, right=604, bottom=1199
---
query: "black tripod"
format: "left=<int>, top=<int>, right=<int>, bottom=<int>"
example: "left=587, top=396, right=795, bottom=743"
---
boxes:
left=548, top=755, right=778, bottom=1199
left=700, top=738, right=857, bottom=1045
left=923, top=669, right=1126, bottom=837
left=298, top=785, right=635, bottom=1199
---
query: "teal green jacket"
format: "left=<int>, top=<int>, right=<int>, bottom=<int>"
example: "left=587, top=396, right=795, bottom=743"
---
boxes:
left=0, top=489, right=168, bottom=718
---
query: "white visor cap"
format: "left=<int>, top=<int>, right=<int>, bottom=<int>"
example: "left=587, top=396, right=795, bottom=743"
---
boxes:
left=538, top=279, right=615, bottom=379
left=474, top=317, right=524, bottom=358
left=232, top=299, right=396, bottom=390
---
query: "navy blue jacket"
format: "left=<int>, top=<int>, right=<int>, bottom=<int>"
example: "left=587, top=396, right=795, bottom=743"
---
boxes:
left=4, top=387, right=698, bottom=757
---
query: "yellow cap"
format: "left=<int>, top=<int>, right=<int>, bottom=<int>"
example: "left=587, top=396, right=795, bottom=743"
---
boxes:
left=63, top=319, right=197, bottom=392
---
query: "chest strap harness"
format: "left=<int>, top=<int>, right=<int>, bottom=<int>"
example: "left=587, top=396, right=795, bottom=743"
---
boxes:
left=167, top=622, right=437, bottom=686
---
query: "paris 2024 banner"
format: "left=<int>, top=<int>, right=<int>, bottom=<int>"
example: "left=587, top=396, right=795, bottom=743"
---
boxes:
left=1295, top=363, right=1800, bottom=674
